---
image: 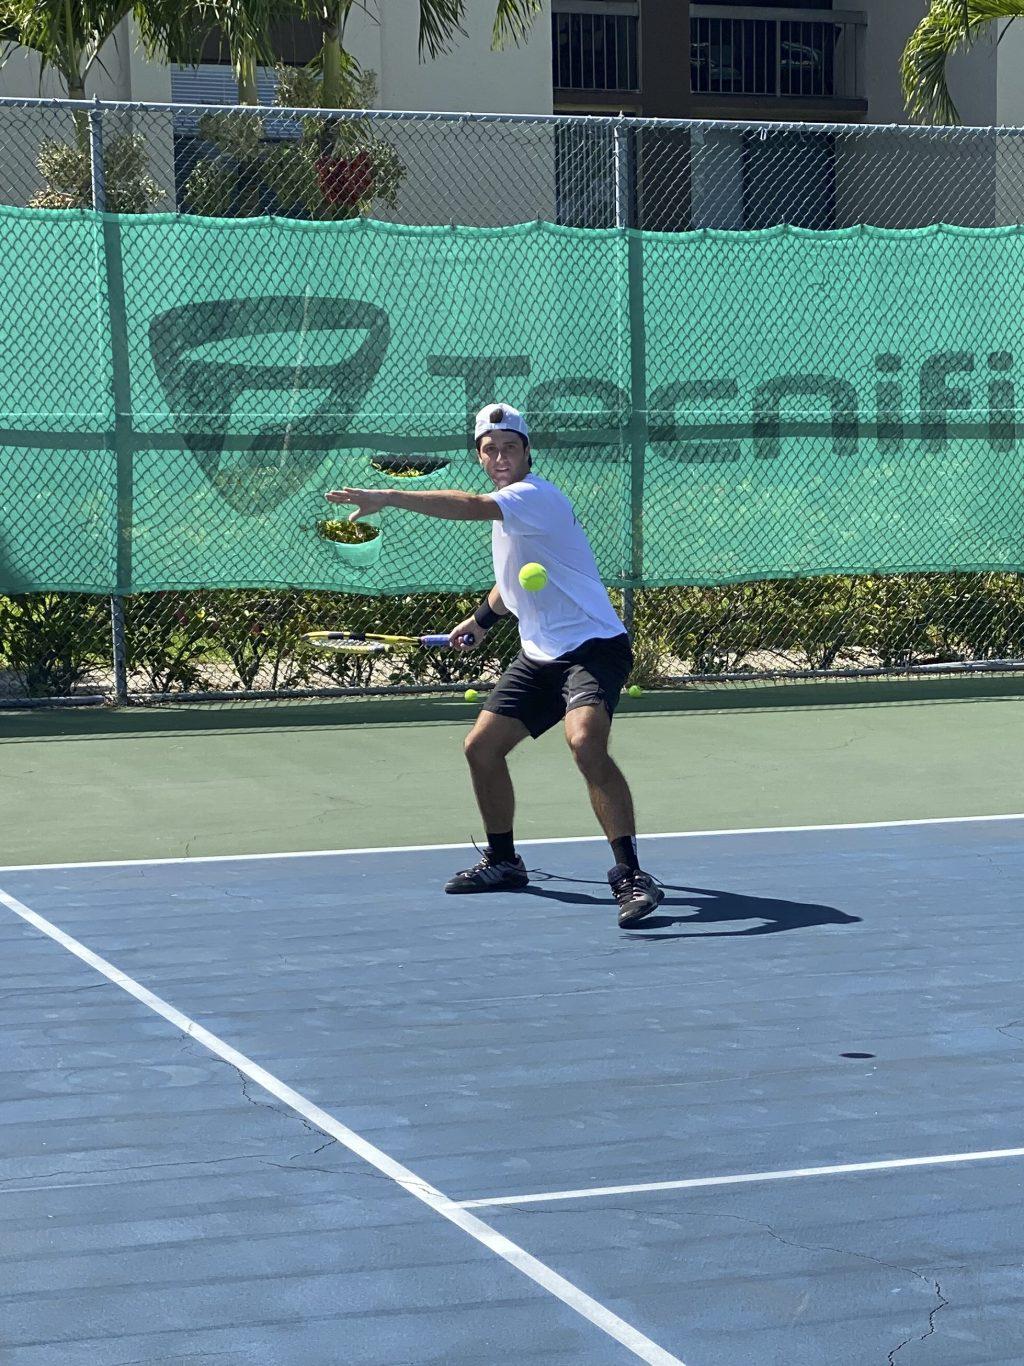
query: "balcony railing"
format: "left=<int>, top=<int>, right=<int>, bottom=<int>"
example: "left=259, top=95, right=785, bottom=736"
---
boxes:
left=691, top=6, right=866, bottom=101
left=552, top=0, right=640, bottom=93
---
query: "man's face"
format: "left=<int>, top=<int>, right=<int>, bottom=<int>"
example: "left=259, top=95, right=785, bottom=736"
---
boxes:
left=477, top=429, right=530, bottom=489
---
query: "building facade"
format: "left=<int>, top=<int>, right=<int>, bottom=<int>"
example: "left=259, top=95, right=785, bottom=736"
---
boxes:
left=552, top=0, right=1024, bottom=127
left=1, top=0, right=1024, bottom=129
left=0, top=1, right=554, bottom=115
left=2, top=0, right=1024, bottom=231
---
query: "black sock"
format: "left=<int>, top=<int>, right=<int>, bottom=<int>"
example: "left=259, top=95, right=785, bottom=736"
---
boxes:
left=610, top=835, right=639, bottom=871
left=487, top=830, right=516, bottom=863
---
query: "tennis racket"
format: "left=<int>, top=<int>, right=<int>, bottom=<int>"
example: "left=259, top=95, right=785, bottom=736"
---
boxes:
left=302, top=630, right=470, bottom=655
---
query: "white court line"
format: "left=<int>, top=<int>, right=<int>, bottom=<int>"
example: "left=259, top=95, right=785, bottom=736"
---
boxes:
left=459, top=1148, right=1024, bottom=1210
left=0, top=887, right=684, bottom=1366
left=1, top=810, right=1023, bottom=873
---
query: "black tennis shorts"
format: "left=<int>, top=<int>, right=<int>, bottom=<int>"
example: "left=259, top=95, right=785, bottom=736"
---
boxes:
left=483, top=633, right=633, bottom=738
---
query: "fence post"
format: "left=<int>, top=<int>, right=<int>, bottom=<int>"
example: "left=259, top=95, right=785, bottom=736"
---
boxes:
left=614, top=116, right=644, bottom=637
left=90, top=98, right=130, bottom=706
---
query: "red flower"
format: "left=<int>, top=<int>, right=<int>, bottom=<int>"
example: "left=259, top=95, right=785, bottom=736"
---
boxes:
left=316, top=150, right=374, bottom=208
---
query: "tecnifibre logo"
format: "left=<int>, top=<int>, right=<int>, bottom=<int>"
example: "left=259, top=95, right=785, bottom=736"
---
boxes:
left=150, top=297, right=1021, bottom=516
left=647, top=351, right=1018, bottom=461
left=407, top=348, right=1021, bottom=460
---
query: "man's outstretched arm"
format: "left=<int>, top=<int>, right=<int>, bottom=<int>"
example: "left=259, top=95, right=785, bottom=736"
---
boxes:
left=325, top=487, right=502, bottom=521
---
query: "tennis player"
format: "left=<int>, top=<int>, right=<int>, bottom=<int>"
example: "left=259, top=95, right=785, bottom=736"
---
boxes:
left=325, top=403, right=663, bottom=926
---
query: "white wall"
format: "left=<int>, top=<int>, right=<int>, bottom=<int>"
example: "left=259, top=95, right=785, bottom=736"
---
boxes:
left=0, top=48, right=67, bottom=100
left=0, top=1, right=551, bottom=114
left=366, top=0, right=552, bottom=115
left=123, top=20, right=173, bottom=103
left=996, top=18, right=1024, bottom=126
left=342, top=0, right=557, bottom=225
left=993, top=20, right=1024, bottom=224
left=0, top=3, right=554, bottom=217
left=338, top=2, right=384, bottom=101
left=0, top=19, right=175, bottom=207
left=0, top=17, right=169, bottom=101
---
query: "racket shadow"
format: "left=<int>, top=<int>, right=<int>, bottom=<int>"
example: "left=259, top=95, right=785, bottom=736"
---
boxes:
left=521, top=876, right=859, bottom=939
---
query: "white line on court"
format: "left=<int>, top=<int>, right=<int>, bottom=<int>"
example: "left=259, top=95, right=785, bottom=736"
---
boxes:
left=458, top=1148, right=1024, bottom=1209
left=0, top=887, right=685, bottom=1366
left=2, top=810, right=1022, bottom=874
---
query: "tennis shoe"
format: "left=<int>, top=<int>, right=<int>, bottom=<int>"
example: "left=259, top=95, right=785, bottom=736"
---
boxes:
left=609, top=864, right=664, bottom=926
left=445, top=850, right=529, bottom=894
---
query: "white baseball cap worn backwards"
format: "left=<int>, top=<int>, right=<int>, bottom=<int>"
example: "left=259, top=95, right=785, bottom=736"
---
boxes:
left=474, top=403, right=529, bottom=443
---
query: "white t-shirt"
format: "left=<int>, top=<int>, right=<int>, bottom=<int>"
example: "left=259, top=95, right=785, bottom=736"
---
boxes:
left=489, top=474, right=625, bottom=662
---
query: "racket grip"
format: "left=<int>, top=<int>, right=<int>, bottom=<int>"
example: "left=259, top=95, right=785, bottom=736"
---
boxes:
left=423, top=631, right=475, bottom=647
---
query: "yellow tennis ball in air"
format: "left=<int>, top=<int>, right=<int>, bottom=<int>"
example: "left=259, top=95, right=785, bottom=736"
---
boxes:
left=519, top=562, right=548, bottom=592
left=464, top=688, right=480, bottom=702
left=627, top=684, right=644, bottom=698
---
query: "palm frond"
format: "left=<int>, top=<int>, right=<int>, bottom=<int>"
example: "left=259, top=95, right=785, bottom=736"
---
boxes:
left=963, top=0, right=1024, bottom=15
left=0, top=2, right=21, bottom=45
left=2, top=0, right=135, bottom=89
left=490, top=0, right=542, bottom=48
left=133, top=0, right=218, bottom=67
left=417, top=0, right=465, bottom=58
left=902, top=0, right=1024, bottom=124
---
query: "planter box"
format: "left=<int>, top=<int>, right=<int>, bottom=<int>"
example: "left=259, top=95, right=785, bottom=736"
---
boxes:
left=317, top=518, right=382, bottom=569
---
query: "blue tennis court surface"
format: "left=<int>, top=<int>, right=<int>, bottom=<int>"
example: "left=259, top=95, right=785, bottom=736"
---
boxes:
left=3, top=816, right=1024, bottom=1364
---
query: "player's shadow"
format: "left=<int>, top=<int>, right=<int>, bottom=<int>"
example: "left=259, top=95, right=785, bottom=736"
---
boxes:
left=523, top=876, right=859, bottom=938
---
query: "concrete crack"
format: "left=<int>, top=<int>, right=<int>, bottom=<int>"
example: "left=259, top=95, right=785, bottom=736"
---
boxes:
left=0, top=981, right=109, bottom=1004
left=702, top=1211, right=950, bottom=1363
left=260, top=1161, right=339, bottom=1177
left=552, top=1202, right=950, bottom=1362
left=210, top=1061, right=447, bottom=1199
left=222, top=1060, right=339, bottom=1150
left=112, top=1352, right=236, bottom=1365
left=887, top=1276, right=948, bottom=1364
left=295, top=1138, right=336, bottom=1160
left=0, top=1152, right=267, bottom=1188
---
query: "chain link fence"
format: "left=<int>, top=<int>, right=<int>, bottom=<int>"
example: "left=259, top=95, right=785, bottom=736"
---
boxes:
left=2, top=96, right=1024, bottom=704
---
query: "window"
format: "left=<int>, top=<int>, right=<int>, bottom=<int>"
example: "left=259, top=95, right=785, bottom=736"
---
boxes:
left=552, top=4, right=640, bottom=92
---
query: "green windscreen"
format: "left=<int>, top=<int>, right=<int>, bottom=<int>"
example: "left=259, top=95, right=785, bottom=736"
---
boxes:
left=1, top=208, right=1022, bottom=595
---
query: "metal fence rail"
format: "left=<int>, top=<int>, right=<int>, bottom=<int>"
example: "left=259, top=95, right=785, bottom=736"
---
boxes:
left=1, top=97, right=1023, bottom=704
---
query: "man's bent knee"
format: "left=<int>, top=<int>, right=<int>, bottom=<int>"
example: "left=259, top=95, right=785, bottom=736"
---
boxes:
left=464, top=714, right=527, bottom=766
left=565, top=725, right=613, bottom=779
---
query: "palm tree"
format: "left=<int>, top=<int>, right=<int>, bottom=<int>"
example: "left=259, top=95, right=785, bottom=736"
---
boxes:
left=0, top=0, right=298, bottom=106
left=212, top=0, right=293, bottom=104
left=901, top=0, right=1024, bottom=124
left=0, top=0, right=212, bottom=207
left=201, top=0, right=545, bottom=107
left=0, top=0, right=544, bottom=109
left=0, top=0, right=211, bottom=103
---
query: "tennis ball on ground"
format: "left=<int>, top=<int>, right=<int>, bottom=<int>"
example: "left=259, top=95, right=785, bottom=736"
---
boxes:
left=518, top=562, right=548, bottom=592
left=464, top=688, right=480, bottom=702
left=627, top=684, right=644, bottom=698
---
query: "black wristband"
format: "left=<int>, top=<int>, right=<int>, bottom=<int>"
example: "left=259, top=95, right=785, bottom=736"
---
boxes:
left=473, top=599, right=502, bottom=631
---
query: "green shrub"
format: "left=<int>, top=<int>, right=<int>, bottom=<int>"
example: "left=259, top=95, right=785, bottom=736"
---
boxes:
left=183, top=92, right=405, bottom=222
left=316, top=519, right=379, bottom=544
left=0, top=594, right=109, bottom=695
left=31, top=135, right=166, bottom=212
left=180, top=157, right=237, bottom=218
left=4, top=575, right=1024, bottom=699
left=193, top=590, right=316, bottom=691
left=124, top=594, right=214, bottom=694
